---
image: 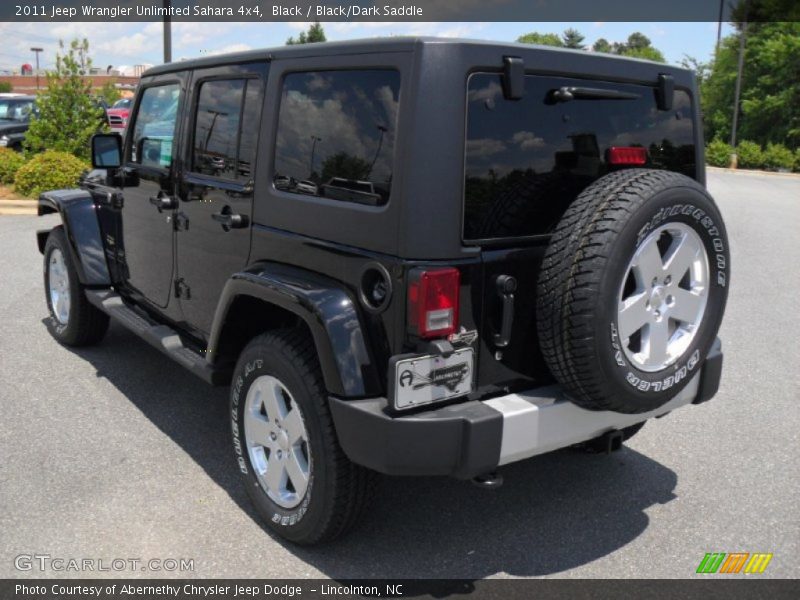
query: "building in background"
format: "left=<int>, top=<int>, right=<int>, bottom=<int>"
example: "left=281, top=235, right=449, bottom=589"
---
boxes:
left=0, top=63, right=150, bottom=94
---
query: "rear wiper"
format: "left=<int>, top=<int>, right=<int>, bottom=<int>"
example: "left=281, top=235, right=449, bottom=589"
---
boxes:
left=548, top=86, right=640, bottom=103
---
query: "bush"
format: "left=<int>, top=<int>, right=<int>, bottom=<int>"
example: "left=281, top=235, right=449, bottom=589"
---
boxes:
left=13, top=151, right=87, bottom=198
left=0, top=82, right=12, bottom=93
left=762, top=143, right=794, bottom=171
left=795, top=148, right=800, bottom=173
left=734, top=140, right=763, bottom=169
left=0, top=148, right=26, bottom=185
left=706, top=139, right=733, bottom=167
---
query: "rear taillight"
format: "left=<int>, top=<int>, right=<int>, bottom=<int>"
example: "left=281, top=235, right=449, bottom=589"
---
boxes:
left=606, top=146, right=648, bottom=166
left=407, top=267, right=460, bottom=339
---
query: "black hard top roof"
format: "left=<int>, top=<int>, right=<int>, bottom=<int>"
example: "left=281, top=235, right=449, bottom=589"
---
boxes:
left=143, top=36, right=690, bottom=77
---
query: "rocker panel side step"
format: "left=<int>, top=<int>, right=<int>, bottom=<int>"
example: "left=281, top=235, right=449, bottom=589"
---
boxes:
left=85, top=289, right=230, bottom=385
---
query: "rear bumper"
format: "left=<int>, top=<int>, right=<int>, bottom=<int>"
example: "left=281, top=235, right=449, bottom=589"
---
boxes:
left=330, top=339, right=722, bottom=478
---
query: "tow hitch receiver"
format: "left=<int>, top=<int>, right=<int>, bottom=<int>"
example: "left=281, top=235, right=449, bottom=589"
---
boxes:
left=582, top=429, right=625, bottom=454
left=472, top=471, right=503, bottom=489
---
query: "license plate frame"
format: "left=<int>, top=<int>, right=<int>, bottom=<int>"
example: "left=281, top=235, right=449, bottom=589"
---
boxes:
left=390, top=348, right=474, bottom=411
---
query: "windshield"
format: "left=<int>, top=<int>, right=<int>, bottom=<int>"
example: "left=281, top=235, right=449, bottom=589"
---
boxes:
left=0, top=100, right=34, bottom=121
left=112, top=98, right=131, bottom=109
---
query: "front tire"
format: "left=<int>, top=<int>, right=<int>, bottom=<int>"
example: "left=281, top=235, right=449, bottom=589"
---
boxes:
left=43, top=227, right=109, bottom=346
left=230, top=329, right=375, bottom=544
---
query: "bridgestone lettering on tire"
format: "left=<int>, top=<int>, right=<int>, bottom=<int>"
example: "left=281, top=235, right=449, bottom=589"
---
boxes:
left=536, top=169, right=729, bottom=414
left=230, top=329, right=376, bottom=544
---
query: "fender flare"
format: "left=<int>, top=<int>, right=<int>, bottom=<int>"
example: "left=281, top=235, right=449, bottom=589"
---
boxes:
left=208, top=263, right=381, bottom=398
left=37, top=190, right=110, bottom=286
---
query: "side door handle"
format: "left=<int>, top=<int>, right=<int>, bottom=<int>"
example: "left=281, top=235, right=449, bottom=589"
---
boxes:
left=493, top=275, right=517, bottom=348
left=211, top=206, right=249, bottom=231
left=149, top=192, right=177, bottom=212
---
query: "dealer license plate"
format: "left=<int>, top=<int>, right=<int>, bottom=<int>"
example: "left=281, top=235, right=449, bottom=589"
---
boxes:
left=392, top=348, right=474, bottom=410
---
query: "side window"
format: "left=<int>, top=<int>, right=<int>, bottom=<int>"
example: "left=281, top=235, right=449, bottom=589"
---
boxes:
left=273, top=70, right=400, bottom=206
left=192, top=79, right=245, bottom=179
left=130, top=83, right=181, bottom=169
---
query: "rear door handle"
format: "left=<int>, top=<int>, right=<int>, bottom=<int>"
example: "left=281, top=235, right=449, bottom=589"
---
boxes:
left=149, top=192, right=177, bottom=212
left=212, top=208, right=249, bottom=231
left=493, top=275, right=517, bottom=348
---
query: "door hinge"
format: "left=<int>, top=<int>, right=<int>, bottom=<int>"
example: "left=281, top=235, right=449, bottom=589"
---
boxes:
left=107, top=191, right=124, bottom=209
left=173, top=212, right=189, bottom=231
left=174, top=278, right=191, bottom=299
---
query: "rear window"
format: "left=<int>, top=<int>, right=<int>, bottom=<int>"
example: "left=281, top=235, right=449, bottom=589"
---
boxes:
left=464, top=74, right=696, bottom=241
left=273, top=69, right=400, bottom=206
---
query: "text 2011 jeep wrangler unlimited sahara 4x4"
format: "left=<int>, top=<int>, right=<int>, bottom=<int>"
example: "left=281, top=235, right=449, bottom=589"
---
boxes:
left=36, top=38, right=728, bottom=544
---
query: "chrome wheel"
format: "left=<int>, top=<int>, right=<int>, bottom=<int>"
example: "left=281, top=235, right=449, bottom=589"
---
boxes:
left=48, top=248, right=71, bottom=325
left=244, top=375, right=311, bottom=509
left=617, top=223, right=709, bottom=372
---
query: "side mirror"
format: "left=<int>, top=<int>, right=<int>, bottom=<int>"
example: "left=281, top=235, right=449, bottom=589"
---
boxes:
left=91, top=133, right=122, bottom=169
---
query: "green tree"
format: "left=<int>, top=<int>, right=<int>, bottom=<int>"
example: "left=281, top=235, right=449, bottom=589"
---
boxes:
left=24, top=38, right=105, bottom=160
left=320, top=151, right=371, bottom=183
left=516, top=32, right=564, bottom=47
left=592, top=38, right=613, bottom=53
left=286, top=22, right=327, bottom=45
left=617, top=33, right=665, bottom=62
left=679, top=55, right=710, bottom=84
left=591, top=32, right=665, bottom=63
left=561, top=28, right=585, bottom=49
left=702, top=22, right=800, bottom=148
left=621, top=45, right=666, bottom=62
left=624, top=32, right=652, bottom=52
left=0, top=82, right=12, bottom=93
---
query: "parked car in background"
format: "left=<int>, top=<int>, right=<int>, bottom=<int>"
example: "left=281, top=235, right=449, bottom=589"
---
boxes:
left=322, top=177, right=382, bottom=205
left=106, top=97, right=132, bottom=134
left=295, top=179, right=318, bottom=195
left=0, top=95, right=36, bottom=151
left=273, top=174, right=291, bottom=190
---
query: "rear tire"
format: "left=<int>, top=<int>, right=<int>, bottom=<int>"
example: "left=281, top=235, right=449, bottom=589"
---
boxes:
left=230, top=329, right=376, bottom=545
left=537, top=169, right=729, bottom=414
left=43, top=227, right=109, bottom=347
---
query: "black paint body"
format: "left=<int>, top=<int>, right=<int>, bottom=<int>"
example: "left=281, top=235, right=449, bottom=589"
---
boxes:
left=37, top=37, right=705, bottom=415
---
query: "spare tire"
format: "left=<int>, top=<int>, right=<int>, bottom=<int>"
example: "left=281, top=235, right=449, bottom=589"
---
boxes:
left=536, top=169, right=729, bottom=413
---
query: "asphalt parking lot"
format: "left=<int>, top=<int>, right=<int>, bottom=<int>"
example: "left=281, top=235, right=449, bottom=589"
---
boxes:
left=0, top=170, right=798, bottom=579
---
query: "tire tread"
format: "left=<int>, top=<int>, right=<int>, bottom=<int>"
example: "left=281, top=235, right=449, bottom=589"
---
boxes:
left=240, top=329, right=376, bottom=544
left=536, top=169, right=716, bottom=412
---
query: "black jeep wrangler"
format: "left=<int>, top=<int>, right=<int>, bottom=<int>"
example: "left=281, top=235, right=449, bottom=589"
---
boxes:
left=36, top=38, right=728, bottom=544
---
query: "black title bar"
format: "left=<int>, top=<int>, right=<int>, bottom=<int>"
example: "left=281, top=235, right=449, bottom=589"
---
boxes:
left=2, top=0, right=799, bottom=22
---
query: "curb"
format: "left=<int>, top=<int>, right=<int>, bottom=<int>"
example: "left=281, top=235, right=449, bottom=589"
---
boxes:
left=0, top=199, right=37, bottom=216
left=707, top=166, right=800, bottom=179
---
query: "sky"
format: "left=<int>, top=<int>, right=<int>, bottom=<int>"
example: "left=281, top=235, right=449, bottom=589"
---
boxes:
left=0, top=21, right=733, bottom=72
